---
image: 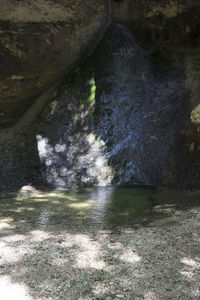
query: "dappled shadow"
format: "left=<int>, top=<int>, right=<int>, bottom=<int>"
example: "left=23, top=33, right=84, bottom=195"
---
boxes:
left=0, top=186, right=154, bottom=238
left=0, top=21, right=200, bottom=299
left=152, top=188, right=200, bottom=211
left=0, top=23, right=194, bottom=192
left=0, top=188, right=199, bottom=299
left=0, top=196, right=199, bottom=299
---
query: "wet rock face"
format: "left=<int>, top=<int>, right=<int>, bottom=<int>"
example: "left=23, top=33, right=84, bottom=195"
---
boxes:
left=1, top=2, right=200, bottom=190
left=112, top=0, right=200, bottom=46
left=0, top=24, right=195, bottom=190
left=0, top=0, right=109, bottom=128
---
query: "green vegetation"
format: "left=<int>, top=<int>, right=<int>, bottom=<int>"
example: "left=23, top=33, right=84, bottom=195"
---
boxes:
left=87, top=78, right=96, bottom=104
left=80, top=77, right=96, bottom=106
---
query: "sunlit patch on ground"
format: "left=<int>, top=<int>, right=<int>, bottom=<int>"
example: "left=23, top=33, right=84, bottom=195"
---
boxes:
left=73, top=234, right=107, bottom=270
left=0, top=276, right=31, bottom=300
left=30, top=230, right=50, bottom=242
left=179, top=257, right=200, bottom=297
left=0, top=234, right=34, bottom=264
left=144, top=291, right=158, bottom=300
left=0, top=188, right=199, bottom=299
left=119, top=248, right=141, bottom=263
left=0, top=221, right=14, bottom=231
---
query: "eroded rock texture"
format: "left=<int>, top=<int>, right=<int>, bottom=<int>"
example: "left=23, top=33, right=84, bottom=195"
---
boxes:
left=1, top=1, right=200, bottom=190
left=1, top=24, right=200, bottom=190
left=0, top=0, right=109, bottom=127
left=112, top=0, right=200, bottom=46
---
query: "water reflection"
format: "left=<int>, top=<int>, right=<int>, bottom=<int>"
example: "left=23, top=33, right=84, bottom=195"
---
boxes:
left=90, top=187, right=114, bottom=226
left=0, top=186, right=154, bottom=232
left=104, top=187, right=154, bottom=227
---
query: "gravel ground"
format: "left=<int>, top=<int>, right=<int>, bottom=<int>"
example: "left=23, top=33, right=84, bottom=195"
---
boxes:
left=0, top=189, right=199, bottom=300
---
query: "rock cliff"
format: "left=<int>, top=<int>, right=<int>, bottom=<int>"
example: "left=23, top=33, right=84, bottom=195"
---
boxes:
left=1, top=0, right=200, bottom=190
left=0, top=0, right=109, bottom=127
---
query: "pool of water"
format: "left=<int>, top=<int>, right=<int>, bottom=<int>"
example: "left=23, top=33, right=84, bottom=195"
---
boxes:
left=0, top=186, right=155, bottom=234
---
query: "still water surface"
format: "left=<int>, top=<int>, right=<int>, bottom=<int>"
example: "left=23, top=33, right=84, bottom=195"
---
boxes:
left=0, top=186, right=155, bottom=232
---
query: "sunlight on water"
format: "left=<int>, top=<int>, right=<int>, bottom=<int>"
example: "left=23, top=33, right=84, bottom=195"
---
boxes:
left=0, top=186, right=154, bottom=232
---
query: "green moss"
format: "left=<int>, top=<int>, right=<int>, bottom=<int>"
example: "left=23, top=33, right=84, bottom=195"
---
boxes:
left=87, top=78, right=96, bottom=104
left=80, top=77, right=96, bottom=106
